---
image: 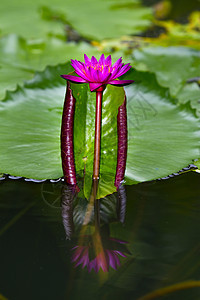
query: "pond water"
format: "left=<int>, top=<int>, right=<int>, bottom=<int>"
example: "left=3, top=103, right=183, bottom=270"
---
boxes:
left=0, top=171, right=200, bottom=300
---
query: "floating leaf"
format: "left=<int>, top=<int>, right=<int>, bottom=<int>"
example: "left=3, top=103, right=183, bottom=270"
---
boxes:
left=0, top=0, right=64, bottom=39
left=133, top=46, right=200, bottom=97
left=0, top=64, right=199, bottom=199
left=0, top=64, right=70, bottom=180
left=177, top=83, right=200, bottom=117
left=194, top=159, right=200, bottom=172
left=0, top=63, right=125, bottom=198
left=0, top=0, right=153, bottom=41
left=133, top=46, right=200, bottom=118
left=0, top=34, right=99, bottom=100
left=123, top=70, right=200, bottom=183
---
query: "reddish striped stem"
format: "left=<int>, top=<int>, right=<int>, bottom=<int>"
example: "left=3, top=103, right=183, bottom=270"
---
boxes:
left=114, top=95, right=128, bottom=190
left=61, top=82, right=78, bottom=191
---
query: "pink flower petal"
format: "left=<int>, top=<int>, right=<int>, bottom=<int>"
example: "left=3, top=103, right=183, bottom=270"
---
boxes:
left=89, top=67, right=97, bottom=81
left=107, top=251, right=117, bottom=270
left=112, top=251, right=120, bottom=266
left=105, top=55, right=112, bottom=66
left=71, top=59, right=84, bottom=72
left=114, top=250, right=127, bottom=258
left=89, top=82, right=104, bottom=91
left=81, top=64, right=92, bottom=79
left=88, top=259, right=95, bottom=272
left=84, top=54, right=91, bottom=65
left=91, top=56, right=98, bottom=65
left=99, top=53, right=105, bottom=65
left=97, top=252, right=109, bottom=272
left=61, top=75, right=87, bottom=83
left=71, top=67, right=89, bottom=81
left=93, top=70, right=100, bottom=82
left=71, top=60, right=88, bottom=79
left=108, top=79, right=134, bottom=86
left=80, top=248, right=89, bottom=265
left=75, top=258, right=83, bottom=268
left=116, top=64, right=131, bottom=77
left=109, top=237, right=128, bottom=244
left=101, top=66, right=111, bottom=82
left=94, top=257, right=100, bottom=273
left=71, top=246, right=79, bottom=250
left=71, top=246, right=85, bottom=262
left=86, top=66, right=94, bottom=81
left=108, top=66, right=121, bottom=80
left=74, top=248, right=89, bottom=268
left=112, top=57, right=123, bottom=69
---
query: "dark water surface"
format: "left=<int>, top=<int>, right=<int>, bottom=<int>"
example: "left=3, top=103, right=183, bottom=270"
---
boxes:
left=0, top=172, right=200, bottom=300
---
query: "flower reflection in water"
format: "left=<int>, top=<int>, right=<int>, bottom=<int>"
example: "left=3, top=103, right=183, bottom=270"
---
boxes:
left=61, top=182, right=130, bottom=273
left=71, top=224, right=131, bottom=273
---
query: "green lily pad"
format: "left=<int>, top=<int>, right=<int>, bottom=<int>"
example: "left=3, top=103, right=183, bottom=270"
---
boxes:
left=177, top=83, right=200, bottom=117
left=0, top=0, right=64, bottom=39
left=0, top=0, right=153, bottom=41
left=59, top=0, right=153, bottom=41
left=0, top=63, right=125, bottom=198
left=194, top=158, right=200, bottom=170
left=133, top=46, right=200, bottom=97
left=124, top=70, right=200, bottom=183
left=0, top=34, right=99, bottom=100
left=0, top=64, right=70, bottom=180
left=132, top=46, right=200, bottom=119
left=0, top=64, right=199, bottom=199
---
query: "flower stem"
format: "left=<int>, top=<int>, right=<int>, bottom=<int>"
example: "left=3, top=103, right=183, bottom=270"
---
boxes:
left=94, top=197, right=100, bottom=228
left=93, top=86, right=104, bottom=181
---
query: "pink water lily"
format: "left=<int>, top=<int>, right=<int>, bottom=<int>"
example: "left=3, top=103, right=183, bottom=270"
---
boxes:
left=71, top=235, right=130, bottom=273
left=61, top=54, right=134, bottom=91
left=72, top=245, right=126, bottom=272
